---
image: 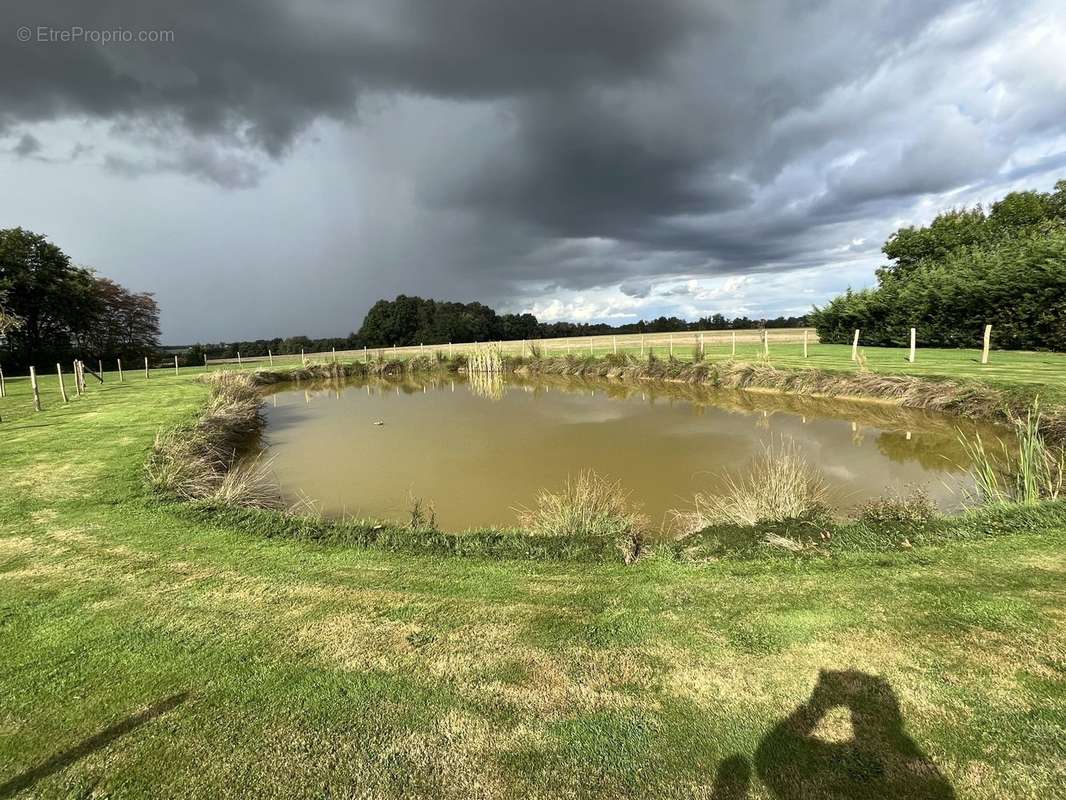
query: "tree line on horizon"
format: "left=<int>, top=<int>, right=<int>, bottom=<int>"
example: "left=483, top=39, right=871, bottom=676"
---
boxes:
left=811, top=181, right=1066, bottom=351
left=0, top=228, right=161, bottom=372
left=184, top=298, right=810, bottom=361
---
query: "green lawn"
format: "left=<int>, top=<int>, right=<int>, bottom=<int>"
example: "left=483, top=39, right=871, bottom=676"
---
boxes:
left=1, top=358, right=1065, bottom=798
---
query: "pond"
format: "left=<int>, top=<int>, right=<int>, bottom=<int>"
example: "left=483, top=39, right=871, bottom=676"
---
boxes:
left=258, top=373, right=1005, bottom=532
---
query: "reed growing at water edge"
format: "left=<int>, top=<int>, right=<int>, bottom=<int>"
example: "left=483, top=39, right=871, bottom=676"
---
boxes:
left=516, top=469, right=648, bottom=563
left=467, top=345, right=505, bottom=374
left=958, top=399, right=1066, bottom=505
left=671, top=437, right=828, bottom=532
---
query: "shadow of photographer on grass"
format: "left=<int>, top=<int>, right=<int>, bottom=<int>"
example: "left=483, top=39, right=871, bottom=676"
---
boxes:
left=713, top=669, right=955, bottom=799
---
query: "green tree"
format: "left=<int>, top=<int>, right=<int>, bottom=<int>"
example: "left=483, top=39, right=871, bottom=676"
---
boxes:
left=0, top=293, right=20, bottom=336
left=0, top=227, right=97, bottom=367
left=0, top=228, right=160, bottom=368
left=813, top=183, right=1066, bottom=351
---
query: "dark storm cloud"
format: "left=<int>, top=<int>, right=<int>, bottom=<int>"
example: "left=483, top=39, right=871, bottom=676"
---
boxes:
left=2, top=0, right=1065, bottom=339
left=12, top=133, right=41, bottom=157
left=3, top=0, right=702, bottom=157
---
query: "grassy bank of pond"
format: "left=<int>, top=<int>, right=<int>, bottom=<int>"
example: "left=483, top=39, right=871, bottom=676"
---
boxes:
left=1, top=358, right=1065, bottom=798
left=131, top=351, right=1065, bottom=564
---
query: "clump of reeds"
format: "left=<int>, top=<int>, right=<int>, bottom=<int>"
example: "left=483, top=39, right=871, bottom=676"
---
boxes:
left=468, top=345, right=504, bottom=374
left=857, top=485, right=937, bottom=524
left=146, top=371, right=283, bottom=508
left=958, top=399, right=1065, bottom=505
left=406, top=493, right=438, bottom=530
left=671, top=437, right=828, bottom=530
left=515, top=470, right=647, bottom=564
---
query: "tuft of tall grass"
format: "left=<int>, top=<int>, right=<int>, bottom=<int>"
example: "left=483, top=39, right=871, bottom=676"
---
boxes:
left=672, top=437, right=828, bottom=530
left=958, top=399, right=1065, bottom=505
left=406, top=493, right=438, bottom=530
left=515, top=470, right=647, bottom=564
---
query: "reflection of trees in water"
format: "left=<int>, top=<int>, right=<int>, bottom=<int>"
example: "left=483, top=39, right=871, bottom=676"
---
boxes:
left=876, top=430, right=972, bottom=472
left=713, top=670, right=955, bottom=799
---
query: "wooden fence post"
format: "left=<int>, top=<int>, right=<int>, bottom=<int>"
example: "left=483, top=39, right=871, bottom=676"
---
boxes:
left=909, top=328, right=916, bottom=363
left=613, top=336, right=617, bottom=355
left=118, top=358, right=123, bottom=382
left=851, top=329, right=860, bottom=361
left=669, top=334, right=674, bottom=356
left=300, top=348, right=305, bottom=363
left=30, top=366, right=41, bottom=411
left=364, top=346, right=369, bottom=364
left=268, top=350, right=274, bottom=367
left=763, top=329, right=769, bottom=357
left=144, top=356, right=149, bottom=379
left=732, top=331, right=736, bottom=357
left=57, top=363, right=68, bottom=402
left=98, top=359, right=104, bottom=381
left=174, top=355, right=180, bottom=375
left=236, top=352, right=242, bottom=367
left=641, top=334, right=645, bottom=356
left=0, top=365, right=5, bottom=398
left=333, top=347, right=337, bottom=363
left=981, top=324, right=992, bottom=364
left=699, top=333, right=705, bottom=358
left=803, top=329, right=809, bottom=358
left=73, top=361, right=82, bottom=395
left=449, top=342, right=453, bottom=358
left=203, top=353, right=208, bottom=368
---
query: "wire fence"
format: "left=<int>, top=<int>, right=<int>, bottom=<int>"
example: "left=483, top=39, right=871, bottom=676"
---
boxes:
left=204, top=327, right=815, bottom=367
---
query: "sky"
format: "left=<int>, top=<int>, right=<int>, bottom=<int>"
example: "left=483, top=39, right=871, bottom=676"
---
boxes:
left=3, top=1, right=1065, bottom=344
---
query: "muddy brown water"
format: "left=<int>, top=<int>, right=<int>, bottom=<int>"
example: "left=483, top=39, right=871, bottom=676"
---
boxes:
left=258, top=373, right=1007, bottom=532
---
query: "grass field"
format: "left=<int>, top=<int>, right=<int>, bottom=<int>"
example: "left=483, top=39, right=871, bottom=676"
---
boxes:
left=1, top=350, right=1065, bottom=798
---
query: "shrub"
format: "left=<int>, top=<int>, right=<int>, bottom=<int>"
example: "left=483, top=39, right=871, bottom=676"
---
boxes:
left=857, top=486, right=937, bottom=524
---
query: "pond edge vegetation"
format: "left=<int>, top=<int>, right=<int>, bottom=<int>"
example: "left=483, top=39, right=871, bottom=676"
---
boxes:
left=145, top=352, right=1066, bottom=564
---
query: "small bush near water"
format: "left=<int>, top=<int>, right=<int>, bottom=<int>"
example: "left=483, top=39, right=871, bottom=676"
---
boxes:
left=515, top=470, right=648, bottom=564
left=857, top=486, right=938, bottom=524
